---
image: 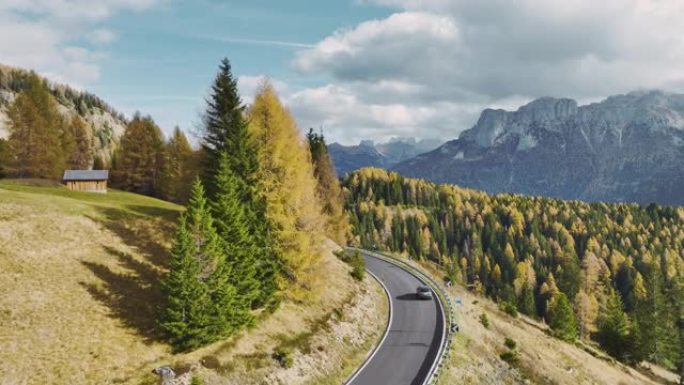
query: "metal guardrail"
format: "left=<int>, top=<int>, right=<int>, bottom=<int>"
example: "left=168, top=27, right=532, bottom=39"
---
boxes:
left=350, top=248, right=454, bottom=385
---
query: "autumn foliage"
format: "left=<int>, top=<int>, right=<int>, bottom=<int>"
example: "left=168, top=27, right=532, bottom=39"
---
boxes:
left=344, top=167, right=683, bottom=368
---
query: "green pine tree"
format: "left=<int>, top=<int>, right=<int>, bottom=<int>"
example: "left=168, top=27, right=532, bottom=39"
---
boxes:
left=212, top=151, right=260, bottom=322
left=596, top=288, right=630, bottom=360
left=158, top=212, right=214, bottom=351
left=201, top=58, right=257, bottom=196
left=518, top=283, right=536, bottom=317
left=548, top=292, right=578, bottom=342
left=636, top=263, right=679, bottom=368
left=159, top=179, right=238, bottom=351
left=201, top=59, right=278, bottom=309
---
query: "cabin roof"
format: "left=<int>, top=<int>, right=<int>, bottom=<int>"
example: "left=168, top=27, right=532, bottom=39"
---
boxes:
left=63, top=170, right=109, bottom=181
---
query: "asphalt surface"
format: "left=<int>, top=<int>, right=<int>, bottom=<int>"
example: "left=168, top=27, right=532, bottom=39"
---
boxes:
left=348, top=252, right=445, bottom=385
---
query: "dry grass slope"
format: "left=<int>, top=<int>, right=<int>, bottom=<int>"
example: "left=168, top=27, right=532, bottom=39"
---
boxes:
left=0, top=181, right=180, bottom=385
left=0, top=181, right=387, bottom=385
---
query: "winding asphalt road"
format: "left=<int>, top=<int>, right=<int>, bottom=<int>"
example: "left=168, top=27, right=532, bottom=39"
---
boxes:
left=347, top=252, right=445, bottom=385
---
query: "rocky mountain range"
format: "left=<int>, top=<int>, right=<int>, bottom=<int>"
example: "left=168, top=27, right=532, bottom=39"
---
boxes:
left=0, top=64, right=126, bottom=165
left=328, top=137, right=442, bottom=176
left=394, top=90, right=684, bottom=206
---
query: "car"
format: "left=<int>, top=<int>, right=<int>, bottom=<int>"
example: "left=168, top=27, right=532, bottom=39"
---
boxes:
left=416, top=285, right=433, bottom=299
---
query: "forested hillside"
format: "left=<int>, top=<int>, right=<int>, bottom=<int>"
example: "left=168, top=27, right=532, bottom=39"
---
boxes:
left=344, top=168, right=684, bottom=371
left=0, top=64, right=126, bottom=166
left=0, top=59, right=375, bottom=385
left=158, top=59, right=352, bottom=351
left=0, top=65, right=201, bottom=204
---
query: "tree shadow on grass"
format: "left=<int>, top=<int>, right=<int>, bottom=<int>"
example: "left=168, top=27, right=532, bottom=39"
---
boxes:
left=94, top=206, right=178, bottom=270
left=126, top=204, right=181, bottom=221
left=80, top=246, right=165, bottom=343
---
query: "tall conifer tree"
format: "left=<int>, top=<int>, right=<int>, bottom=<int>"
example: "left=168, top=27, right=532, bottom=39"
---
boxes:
left=5, top=73, right=70, bottom=179
left=201, top=59, right=278, bottom=308
left=201, top=58, right=257, bottom=196
left=548, top=292, right=578, bottom=342
left=306, top=129, right=350, bottom=245
left=248, top=82, right=325, bottom=298
left=596, top=288, right=630, bottom=360
left=160, top=127, right=197, bottom=203
left=635, top=262, right=679, bottom=366
left=159, top=184, right=213, bottom=351
left=67, top=115, right=93, bottom=169
left=112, top=113, right=165, bottom=196
left=159, top=180, right=240, bottom=351
left=212, top=151, right=261, bottom=320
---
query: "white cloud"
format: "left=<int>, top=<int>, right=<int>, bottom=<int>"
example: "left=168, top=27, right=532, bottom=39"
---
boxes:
left=0, top=0, right=160, bottom=87
left=288, top=0, right=684, bottom=143
left=231, top=80, right=479, bottom=144
left=0, top=0, right=159, bottom=22
left=294, top=12, right=459, bottom=79
left=89, top=29, right=117, bottom=45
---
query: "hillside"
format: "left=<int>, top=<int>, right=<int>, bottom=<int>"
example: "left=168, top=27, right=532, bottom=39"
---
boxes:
left=343, top=168, right=684, bottom=379
left=0, top=181, right=386, bottom=384
left=394, top=91, right=684, bottom=206
left=328, top=137, right=442, bottom=176
left=431, top=262, right=678, bottom=385
left=0, top=64, right=126, bottom=165
left=354, top=253, right=678, bottom=385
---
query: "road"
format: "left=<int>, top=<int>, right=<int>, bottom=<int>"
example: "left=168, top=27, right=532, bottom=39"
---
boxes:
left=348, top=252, right=445, bottom=385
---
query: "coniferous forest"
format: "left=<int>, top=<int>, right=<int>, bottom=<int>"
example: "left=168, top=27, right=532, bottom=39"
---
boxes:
left=343, top=167, right=684, bottom=370
left=2, top=58, right=682, bottom=375
left=0, top=68, right=200, bottom=204
left=0, top=59, right=350, bottom=353
left=158, top=59, right=349, bottom=351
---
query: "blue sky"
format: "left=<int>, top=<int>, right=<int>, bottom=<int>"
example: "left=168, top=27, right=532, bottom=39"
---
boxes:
left=3, top=0, right=684, bottom=144
left=95, top=1, right=391, bottom=139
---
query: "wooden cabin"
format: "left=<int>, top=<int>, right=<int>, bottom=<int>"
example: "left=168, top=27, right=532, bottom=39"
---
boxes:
left=63, top=170, right=109, bottom=193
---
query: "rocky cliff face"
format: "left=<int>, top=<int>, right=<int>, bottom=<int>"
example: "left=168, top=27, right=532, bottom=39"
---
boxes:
left=0, top=64, right=126, bottom=166
left=329, top=137, right=442, bottom=176
left=394, top=91, right=684, bottom=206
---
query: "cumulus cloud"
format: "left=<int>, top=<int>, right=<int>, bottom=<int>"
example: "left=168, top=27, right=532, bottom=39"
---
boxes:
left=294, top=12, right=459, bottom=83
left=0, top=0, right=160, bottom=87
left=288, top=0, right=684, bottom=143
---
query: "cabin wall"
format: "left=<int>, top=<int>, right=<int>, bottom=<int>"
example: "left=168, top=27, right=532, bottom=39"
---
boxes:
left=65, top=180, right=108, bottom=193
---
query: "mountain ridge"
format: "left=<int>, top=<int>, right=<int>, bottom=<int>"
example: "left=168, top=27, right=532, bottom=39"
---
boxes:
left=394, top=90, right=684, bottom=206
left=328, top=137, right=442, bottom=176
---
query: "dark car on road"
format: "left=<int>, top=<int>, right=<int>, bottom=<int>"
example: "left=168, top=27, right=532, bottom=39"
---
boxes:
left=416, top=285, right=432, bottom=299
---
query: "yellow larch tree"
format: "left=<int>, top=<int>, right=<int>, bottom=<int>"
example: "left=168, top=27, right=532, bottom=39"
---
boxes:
left=247, top=81, right=325, bottom=298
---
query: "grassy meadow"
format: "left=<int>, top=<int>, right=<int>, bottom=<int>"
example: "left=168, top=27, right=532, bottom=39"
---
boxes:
left=0, top=180, right=385, bottom=385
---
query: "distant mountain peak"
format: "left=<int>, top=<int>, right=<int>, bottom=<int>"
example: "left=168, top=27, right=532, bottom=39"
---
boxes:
left=328, top=137, right=443, bottom=176
left=394, top=90, right=684, bottom=206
